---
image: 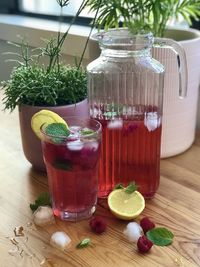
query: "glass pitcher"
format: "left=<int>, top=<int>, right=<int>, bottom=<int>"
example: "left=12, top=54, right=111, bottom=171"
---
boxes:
left=87, top=28, right=187, bottom=198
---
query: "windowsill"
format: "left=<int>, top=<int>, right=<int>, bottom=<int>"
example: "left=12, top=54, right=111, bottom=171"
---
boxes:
left=0, top=14, right=99, bottom=60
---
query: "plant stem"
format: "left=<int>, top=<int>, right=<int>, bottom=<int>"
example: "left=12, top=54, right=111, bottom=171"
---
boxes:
left=51, top=0, right=88, bottom=69
left=56, top=6, right=64, bottom=73
left=78, top=0, right=102, bottom=69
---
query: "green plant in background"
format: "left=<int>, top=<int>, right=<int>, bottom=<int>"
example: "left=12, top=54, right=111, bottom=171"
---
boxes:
left=86, top=0, right=200, bottom=37
left=1, top=0, right=93, bottom=112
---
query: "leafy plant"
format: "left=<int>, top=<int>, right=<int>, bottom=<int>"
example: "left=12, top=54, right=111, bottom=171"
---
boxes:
left=1, top=0, right=92, bottom=111
left=86, top=0, right=200, bottom=37
left=2, top=64, right=87, bottom=110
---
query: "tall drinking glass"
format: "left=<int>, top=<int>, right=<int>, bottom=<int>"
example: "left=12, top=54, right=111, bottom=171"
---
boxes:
left=40, top=117, right=102, bottom=221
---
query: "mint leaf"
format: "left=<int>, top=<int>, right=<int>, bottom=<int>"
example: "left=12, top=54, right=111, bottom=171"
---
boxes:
left=53, top=160, right=73, bottom=171
left=114, top=183, right=124, bottom=190
left=76, top=238, right=91, bottom=249
left=45, top=123, right=70, bottom=137
left=103, top=111, right=117, bottom=118
left=146, top=227, right=174, bottom=246
left=30, top=192, right=52, bottom=212
left=81, top=128, right=94, bottom=136
left=125, top=182, right=138, bottom=194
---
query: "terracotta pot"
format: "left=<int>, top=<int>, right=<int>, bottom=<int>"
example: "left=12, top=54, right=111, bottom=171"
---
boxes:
left=18, top=99, right=89, bottom=171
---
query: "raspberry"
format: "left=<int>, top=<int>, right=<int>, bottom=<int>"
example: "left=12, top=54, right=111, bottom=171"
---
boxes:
left=89, top=216, right=107, bottom=234
left=137, top=235, right=153, bottom=253
left=140, top=217, right=155, bottom=234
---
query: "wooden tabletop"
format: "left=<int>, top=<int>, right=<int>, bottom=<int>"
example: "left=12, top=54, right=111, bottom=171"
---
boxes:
left=0, top=92, right=200, bottom=267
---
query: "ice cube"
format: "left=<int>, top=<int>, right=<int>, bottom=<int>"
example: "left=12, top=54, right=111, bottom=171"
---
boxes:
left=83, top=141, right=99, bottom=152
left=69, top=126, right=81, bottom=133
left=67, top=132, right=79, bottom=142
left=123, top=222, right=143, bottom=242
left=107, top=119, right=123, bottom=130
left=67, top=139, right=84, bottom=151
left=144, top=112, right=161, bottom=132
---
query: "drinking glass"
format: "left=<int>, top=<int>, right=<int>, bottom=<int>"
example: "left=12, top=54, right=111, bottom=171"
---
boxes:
left=40, top=117, right=102, bottom=221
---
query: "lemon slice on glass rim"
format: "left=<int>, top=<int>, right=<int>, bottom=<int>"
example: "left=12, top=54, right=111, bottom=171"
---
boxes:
left=31, top=110, right=68, bottom=139
left=108, top=189, right=145, bottom=220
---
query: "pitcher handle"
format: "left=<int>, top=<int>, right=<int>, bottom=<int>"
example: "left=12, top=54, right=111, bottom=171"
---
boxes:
left=154, top=38, right=188, bottom=98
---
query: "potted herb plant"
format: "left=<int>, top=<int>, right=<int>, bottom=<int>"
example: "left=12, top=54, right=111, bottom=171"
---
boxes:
left=86, top=0, right=200, bottom=158
left=1, top=0, right=91, bottom=171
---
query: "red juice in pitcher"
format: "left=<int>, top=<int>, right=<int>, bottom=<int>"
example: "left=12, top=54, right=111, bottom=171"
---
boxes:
left=87, top=29, right=187, bottom=198
left=96, top=111, right=162, bottom=198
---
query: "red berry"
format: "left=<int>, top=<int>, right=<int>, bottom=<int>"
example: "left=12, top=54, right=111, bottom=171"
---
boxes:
left=140, top=217, right=155, bottom=234
left=89, top=216, right=107, bottom=234
left=137, top=235, right=153, bottom=253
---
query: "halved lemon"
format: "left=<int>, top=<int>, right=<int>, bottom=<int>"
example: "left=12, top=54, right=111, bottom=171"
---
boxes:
left=108, top=189, right=145, bottom=220
left=31, top=110, right=68, bottom=139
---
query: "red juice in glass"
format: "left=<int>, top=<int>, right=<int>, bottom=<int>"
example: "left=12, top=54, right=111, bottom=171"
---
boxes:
left=41, top=118, right=101, bottom=221
left=94, top=109, right=161, bottom=198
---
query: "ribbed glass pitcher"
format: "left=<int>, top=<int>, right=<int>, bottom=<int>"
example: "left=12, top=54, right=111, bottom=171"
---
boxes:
left=87, top=28, right=187, bottom=198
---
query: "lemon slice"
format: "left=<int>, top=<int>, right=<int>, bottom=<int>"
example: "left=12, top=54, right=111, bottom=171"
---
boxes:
left=31, top=110, right=68, bottom=139
left=108, top=189, right=145, bottom=220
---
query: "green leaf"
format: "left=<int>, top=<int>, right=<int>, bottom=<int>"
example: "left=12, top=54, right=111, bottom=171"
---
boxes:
left=103, top=111, right=117, bottom=118
left=45, top=123, right=70, bottom=137
left=80, top=128, right=95, bottom=136
left=114, top=183, right=124, bottom=190
left=125, top=182, right=138, bottom=194
left=53, top=159, right=73, bottom=171
left=30, top=192, right=52, bottom=212
left=146, top=227, right=174, bottom=246
left=76, top=238, right=91, bottom=249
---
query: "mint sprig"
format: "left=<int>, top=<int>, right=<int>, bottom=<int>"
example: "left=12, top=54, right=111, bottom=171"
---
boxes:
left=45, top=123, right=70, bottom=137
left=114, top=183, right=124, bottom=190
left=114, top=182, right=138, bottom=194
left=125, top=182, right=138, bottom=194
left=30, top=192, right=52, bottom=212
left=146, top=227, right=174, bottom=246
left=53, top=160, right=73, bottom=171
left=81, top=128, right=94, bottom=136
left=76, top=238, right=91, bottom=249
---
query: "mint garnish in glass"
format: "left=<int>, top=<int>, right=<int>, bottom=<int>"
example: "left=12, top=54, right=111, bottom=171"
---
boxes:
left=45, top=123, right=70, bottom=137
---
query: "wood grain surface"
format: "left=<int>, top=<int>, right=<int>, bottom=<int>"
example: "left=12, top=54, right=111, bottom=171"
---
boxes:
left=0, top=91, right=200, bottom=267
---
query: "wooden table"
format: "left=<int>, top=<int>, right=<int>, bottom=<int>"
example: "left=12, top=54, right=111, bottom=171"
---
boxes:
left=0, top=93, right=200, bottom=267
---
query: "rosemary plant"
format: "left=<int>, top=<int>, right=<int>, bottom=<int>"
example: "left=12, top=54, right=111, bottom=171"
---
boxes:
left=1, top=0, right=92, bottom=112
left=86, top=0, right=200, bottom=37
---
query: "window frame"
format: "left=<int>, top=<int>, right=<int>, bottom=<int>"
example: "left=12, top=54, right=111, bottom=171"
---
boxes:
left=16, top=0, right=92, bottom=26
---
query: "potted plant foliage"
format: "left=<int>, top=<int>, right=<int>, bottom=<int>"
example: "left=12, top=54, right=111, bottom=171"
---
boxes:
left=1, top=0, right=91, bottom=171
left=86, top=0, right=200, bottom=158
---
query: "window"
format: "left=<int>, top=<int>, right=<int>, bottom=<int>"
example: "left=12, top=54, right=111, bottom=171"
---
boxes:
left=19, top=0, right=93, bottom=18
